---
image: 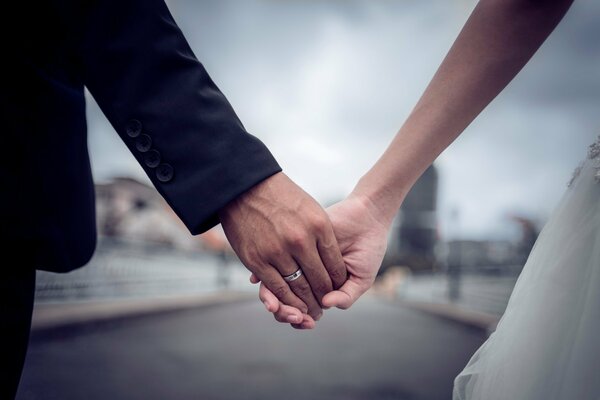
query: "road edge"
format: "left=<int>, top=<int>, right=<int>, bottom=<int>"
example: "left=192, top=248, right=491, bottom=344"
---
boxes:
left=398, top=299, right=500, bottom=334
left=31, top=291, right=255, bottom=338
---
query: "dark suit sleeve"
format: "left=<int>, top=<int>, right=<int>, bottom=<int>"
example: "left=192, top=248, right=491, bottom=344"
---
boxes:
left=80, top=0, right=281, bottom=234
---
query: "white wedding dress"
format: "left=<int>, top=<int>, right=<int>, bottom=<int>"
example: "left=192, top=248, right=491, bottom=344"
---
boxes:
left=453, top=137, right=600, bottom=400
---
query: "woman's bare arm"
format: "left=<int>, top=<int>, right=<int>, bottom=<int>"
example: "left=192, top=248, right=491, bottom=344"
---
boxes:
left=354, top=0, right=574, bottom=227
left=257, top=0, right=575, bottom=319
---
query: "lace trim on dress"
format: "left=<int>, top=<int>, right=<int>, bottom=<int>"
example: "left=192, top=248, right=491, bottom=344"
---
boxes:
left=568, top=135, right=600, bottom=187
left=567, top=164, right=583, bottom=187
left=589, top=135, right=600, bottom=183
left=589, top=136, right=600, bottom=160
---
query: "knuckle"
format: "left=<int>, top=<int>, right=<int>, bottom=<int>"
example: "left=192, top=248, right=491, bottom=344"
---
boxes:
left=286, top=231, right=309, bottom=249
left=315, top=282, right=332, bottom=296
left=319, top=240, right=336, bottom=253
left=295, top=282, right=313, bottom=298
left=241, top=246, right=261, bottom=266
left=267, top=245, right=286, bottom=261
left=271, top=284, right=289, bottom=300
left=309, top=213, right=329, bottom=234
left=329, top=265, right=347, bottom=281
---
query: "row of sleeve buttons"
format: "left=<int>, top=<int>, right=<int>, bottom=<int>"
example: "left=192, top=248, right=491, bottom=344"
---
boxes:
left=126, top=119, right=174, bottom=183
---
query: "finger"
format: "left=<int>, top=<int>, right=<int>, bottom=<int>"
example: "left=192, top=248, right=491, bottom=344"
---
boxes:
left=317, top=227, right=347, bottom=290
left=273, top=257, right=323, bottom=321
left=258, top=282, right=280, bottom=313
left=292, top=314, right=316, bottom=330
left=321, top=276, right=367, bottom=310
left=302, top=314, right=316, bottom=328
left=256, top=267, right=308, bottom=314
left=293, top=248, right=333, bottom=307
left=287, top=273, right=323, bottom=321
left=254, top=262, right=323, bottom=319
left=259, top=283, right=304, bottom=324
left=257, top=273, right=317, bottom=315
left=272, top=303, right=304, bottom=324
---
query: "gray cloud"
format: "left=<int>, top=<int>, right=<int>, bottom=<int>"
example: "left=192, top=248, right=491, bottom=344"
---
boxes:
left=87, top=0, right=600, bottom=239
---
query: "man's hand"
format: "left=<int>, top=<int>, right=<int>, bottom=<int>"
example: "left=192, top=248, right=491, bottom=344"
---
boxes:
left=219, top=172, right=347, bottom=323
left=252, top=194, right=390, bottom=327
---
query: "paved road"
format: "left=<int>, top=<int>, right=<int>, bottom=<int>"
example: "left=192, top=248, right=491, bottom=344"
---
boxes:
left=17, top=298, right=486, bottom=400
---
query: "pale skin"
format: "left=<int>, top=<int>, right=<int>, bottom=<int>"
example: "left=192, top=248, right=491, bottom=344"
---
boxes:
left=254, top=0, right=575, bottom=328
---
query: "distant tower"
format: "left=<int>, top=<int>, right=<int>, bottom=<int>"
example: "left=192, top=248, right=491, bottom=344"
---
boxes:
left=384, top=165, right=439, bottom=272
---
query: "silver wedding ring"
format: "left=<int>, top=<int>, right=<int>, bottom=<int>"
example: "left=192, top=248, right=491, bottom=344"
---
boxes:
left=283, top=268, right=303, bottom=282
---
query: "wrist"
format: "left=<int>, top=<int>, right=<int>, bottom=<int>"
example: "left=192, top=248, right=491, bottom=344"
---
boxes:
left=349, top=178, right=406, bottom=230
left=218, top=172, right=283, bottom=221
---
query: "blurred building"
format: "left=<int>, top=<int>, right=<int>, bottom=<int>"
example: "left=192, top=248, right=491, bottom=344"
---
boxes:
left=509, top=215, right=539, bottom=265
left=445, top=240, right=517, bottom=272
left=443, top=212, right=540, bottom=275
left=95, top=177, right=205, bottom=251
left=384, top=165, right=439, bottom=272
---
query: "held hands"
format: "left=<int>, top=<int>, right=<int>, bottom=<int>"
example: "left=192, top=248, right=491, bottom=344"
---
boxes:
left=219, top=172, right=347, bottom=325
left=251, top=194, right=391, bottom=329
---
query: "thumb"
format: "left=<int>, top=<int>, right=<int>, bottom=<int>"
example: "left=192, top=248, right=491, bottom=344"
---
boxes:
left=322, top=277, right=366, bottom=310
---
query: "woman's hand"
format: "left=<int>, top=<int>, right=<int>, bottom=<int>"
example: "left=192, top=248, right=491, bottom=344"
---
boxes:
left=252, top=0, right=574, bottom=330
left=321, top=195, right=390, bottom=309
left=252, top=194, right=391, bottom=328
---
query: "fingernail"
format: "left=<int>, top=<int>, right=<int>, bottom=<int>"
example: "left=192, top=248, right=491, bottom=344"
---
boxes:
left=302, top=322, right=315, bottom=329
left=288, top=315, right=301, bottom=323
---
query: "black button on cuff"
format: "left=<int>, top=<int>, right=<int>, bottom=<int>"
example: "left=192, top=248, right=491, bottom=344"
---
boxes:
left=126, top=119, right=142, bottom=138
left=144, top=150, right=161, bottom=168
left=156, top=164, right=174, bottom=182
left=136, top=134, right=152, bottom=152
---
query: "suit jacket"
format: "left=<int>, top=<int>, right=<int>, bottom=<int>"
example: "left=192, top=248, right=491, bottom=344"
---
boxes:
left=1, top=0, right=281, bottom=272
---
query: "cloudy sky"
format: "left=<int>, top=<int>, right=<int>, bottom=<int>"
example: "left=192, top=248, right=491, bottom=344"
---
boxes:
left=86, top=0, right=600, bottom=240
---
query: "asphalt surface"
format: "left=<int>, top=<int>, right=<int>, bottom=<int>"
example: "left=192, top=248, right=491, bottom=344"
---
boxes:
left=17, top=298, right=486, bottom=400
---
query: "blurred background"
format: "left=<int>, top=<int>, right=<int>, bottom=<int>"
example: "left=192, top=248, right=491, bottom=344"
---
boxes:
left=19, top=0, right=600, bottom=399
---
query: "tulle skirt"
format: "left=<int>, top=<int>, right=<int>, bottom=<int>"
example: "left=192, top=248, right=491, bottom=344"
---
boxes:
left=454, top=139, right=600, bottom=400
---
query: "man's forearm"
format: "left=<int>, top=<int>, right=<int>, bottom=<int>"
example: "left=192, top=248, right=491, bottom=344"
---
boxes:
left=80, top=0, right=282, bottom=235
left=353, top=0, right=574, bottom=226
